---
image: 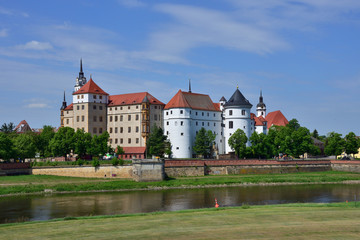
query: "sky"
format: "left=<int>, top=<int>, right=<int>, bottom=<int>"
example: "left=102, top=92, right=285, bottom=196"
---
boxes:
left=0, top=0, right=360, bottom=136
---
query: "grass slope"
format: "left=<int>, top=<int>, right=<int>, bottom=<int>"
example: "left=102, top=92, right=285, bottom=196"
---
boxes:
left=1, top=171, right=360, bottom=195
left=1, top=203, right=360, bottom=239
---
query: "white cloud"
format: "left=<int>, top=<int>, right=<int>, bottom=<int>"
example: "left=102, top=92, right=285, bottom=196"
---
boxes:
left=118, top=0, right=146, bottom=8
left=18, top=41, right=53, bottom=50
left=25, top=103, right=49, bottom=109
left=0, top=6, right=28, bottom=17
left=0, top=28, right=8, bottom=37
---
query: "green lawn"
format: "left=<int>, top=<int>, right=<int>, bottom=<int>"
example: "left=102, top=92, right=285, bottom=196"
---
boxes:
left=1, top=203, right=360, bottom=239
left=1, top=171, right=360, bottom=195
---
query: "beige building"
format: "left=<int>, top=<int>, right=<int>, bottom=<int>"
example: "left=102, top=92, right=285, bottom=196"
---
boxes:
left=60, top=61, right=165, bottom=158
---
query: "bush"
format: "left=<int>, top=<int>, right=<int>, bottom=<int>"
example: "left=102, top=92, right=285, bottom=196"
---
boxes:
left=92, top=159, right=100, bottom=168
left=77, top=159, right=85, bottom=166
left=119, top=158, right=124, bottom=166
left=111, top=157, right=119, bottom=166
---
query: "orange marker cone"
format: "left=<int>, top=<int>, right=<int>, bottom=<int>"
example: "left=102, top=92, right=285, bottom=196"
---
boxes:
left=215, top=198, right=219, bottom=208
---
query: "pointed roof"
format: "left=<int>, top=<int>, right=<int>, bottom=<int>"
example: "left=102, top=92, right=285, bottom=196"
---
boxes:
left=265, top=110, right=288, bottom=129
left=64, top=103, right=73, bottom=110
left=224, top=88, right=252, bottom=108
left=257, top=90, right=266, bottom=108
left=164, top=90, right=220, bottom=111
left=73, top=78, right=108, bottom=95
left=14, top=120, right=32, bottom=133
left=108, top=92, right=164, bottom=106
left=60, top=91, right=67, bottom=110
left=219, top=96, right=227, bottom=102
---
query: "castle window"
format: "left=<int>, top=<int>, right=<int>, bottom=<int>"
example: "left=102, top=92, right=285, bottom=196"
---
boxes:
left=136, top=138, right=139, bottom=144
left=93, top=116, right=97, bottom=122
left=99, top=128, right=103, bottom=134
left=181, top=133, right=184, bottom=136
left=120, top=138, right=123, bottom=144
left=109, top=139, right=112, bottom=144
left=120, top=107, right=123, bottom=110
left=166, top=131, right=169, bottom=135
left=166, top=111, right=169, bottom=115
left=180, top=110, right=183, bottom=114
left=208, top=122, right=210, bottom=126
left=115, top=127, right=118, bottom=133
left=93, top=105, right=96, bottom=110
left=155, top=106, right=157, bottom=109
left=136, top=126, right=139, bottom=132
left=136, top=115, right=139, bottom=120
left=77, top=105, right=79, bottom=110
left=242, top=110, right=246, bottom=115
left=120, top=127, right=123, bottom=133
left=229, top=121, right=233, bottom=129
left=128, top=138, right=131, bottom=144
left=196, top=112, right=198, bottom=116
left=213, top=113, right=215, bottom=117
left=181, top=121, right=183, bottom=126
left=196, top=131, right=198, bottom=135
left=154, top=114, right=157, bottom=121
left=115, top=107, right=117, bottom=111
left=202, top=112, right=204, bottom=116
left=77, top=95, right=80, bottom=99
left=99, top=106, right=103, bottom=110
left=115, top=138, right=118, bottom=144
left=110, top=128, right=113, bottom=133
left=93, top=128, right=97, bottom=134
left=99, top=96, right=102, bottom=99
left=120, top=115, right=123, bottom=121
left=128, top=127, right=131, bottom=133
left=110, top=108, right=112, bottom=111
left=81, top=95, right=84, bottom=99
left=128, top=106, right=130, bottom=110
left=99, top=116, right=103, bottom=122
left=167, top=121, right=169, bottom=126
left=244, top=126, right=246, bottom=129
left=115, top=116, right=118, bottom=122
left=170, top=111, right=173, bottom=114
left=128, top=115, right=131, bottom=121
left=136, top=105, right=138, bottom=109
left=214, top=123, right=216, bottom=126
left=202, top=122, right=204, bottom=126
left=66, top=119, right=69, bottom=124
left=77, top=116, right=79, bottom=122
left=82, top=105, right=84, bottom=110
left=82, top=116, right=84, bottom=122
left=196, top=122, right=198, bottom=126
left=207, top=113, right=209, bottom=116
left=94, top=95, right=97, bottom=99
left=110, top=116, right=113, bottom=122
left=229, top=110, right=233, bottom=116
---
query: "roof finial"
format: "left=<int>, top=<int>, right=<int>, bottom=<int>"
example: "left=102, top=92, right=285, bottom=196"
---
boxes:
left=90, top=74, right=92, bottom=79
left=189, top=78, right=192, bottom=93
left=63, top=90, right=66, bottom=101
left=80, top=58, right=83, bottom=73
left=237, top=84, right=239, bottom=89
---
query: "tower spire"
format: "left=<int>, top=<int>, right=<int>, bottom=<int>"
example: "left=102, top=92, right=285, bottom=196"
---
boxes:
left=60, top=90, right=67, bottom=110
left=188, top=78, right=192, bottom=93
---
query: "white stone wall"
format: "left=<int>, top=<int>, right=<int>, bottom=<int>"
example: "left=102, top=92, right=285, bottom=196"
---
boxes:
left=164, top=108, right=222, bottom=158
left=73, top=93, right=108, bottom=104
left=223, top=106, right=252, bottom=153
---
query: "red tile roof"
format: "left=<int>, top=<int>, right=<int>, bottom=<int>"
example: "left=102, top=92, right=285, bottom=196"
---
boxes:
left=164, top=90, right=220, bottom=111
left=120, top=147, right=146, bottom=154
left=108, top=92, right=164, bottom=106
left=254, top=115, right=267, bottom=126
left=64, top=103, right=73, bottom=110
left=266, top=110, right=288, bottom=129
left=213, top=103, right=221, bottom=111
left=73, top=78, right=108, bottom=95
left=14, top=120, right=32, bottom=133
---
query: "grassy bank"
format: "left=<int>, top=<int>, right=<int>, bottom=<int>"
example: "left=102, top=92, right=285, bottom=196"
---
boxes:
left=1, top=171, right=360, bottom=196
left=1, top=202, right=360, bottom=239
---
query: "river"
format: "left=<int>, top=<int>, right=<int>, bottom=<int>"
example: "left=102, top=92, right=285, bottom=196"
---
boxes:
left=1, top=183, right=359, bottom=223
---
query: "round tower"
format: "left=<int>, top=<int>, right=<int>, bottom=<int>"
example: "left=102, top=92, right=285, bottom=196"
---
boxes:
left=223, top=87, right=253, bottom=154
left=256, top=90, right=266, bottom=117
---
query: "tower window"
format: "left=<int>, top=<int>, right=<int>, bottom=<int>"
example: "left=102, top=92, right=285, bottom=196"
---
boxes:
left=128, top=138, right=131, bottom=144
left=166, top=111, right=169, bottom=115
left=82, top=105, right=84, bottom=110
left=128, top=127, right=131, bottom=133
left=93, top=116, right=97, bottom=122
left=136, top=114, right=139, bottom=120
left=180, top=110, right=183, bottom=114
left=99, top=96, right=102, bottom=99
left=110, top=128, right=113, bottom=133
left=120, top=127, right=123, bottom=133
left=181, top=121, right=183, bottom=126
left=99, top=116, right=103, bottom=122
left=167, top=121, right=169, bottom=125
left=115, top=116, right=118, bottom=122
left=136, top=138, right=139, bottom=144
left=120, top=138, right=123, bottom=144
left=94, top=95, right=97, bottom=99
left=77, top=116, right=79, bottom=122
left=110, top=116, right=113, bottom=122
left=181, top=133, right=184, bottom=136
left=229, top=110, right=233, bottom=115
left=242, top=110, right=246, bottom=115
left=202, top=122, right=204, bottom=126
left=207, top=113, right=209, bottom=116
left=115, top=138, right=118, bottom=144
left=120, top=115, right=123, bottom=121
left=77, top=105, right=79, bottom=110
left=115, top=127, right=118, bottom=133
left=100, top=106, right=102, bottom=110
left=196, top=112, right=198, bottom=116
left=93, top=105, right=96, bottom=110
left=202, top=112, right=204, bottom=116
left=128, top=106, right=130, bottom=110
left=82, top=116, right=84, bottom=122
left=128, top=115, right=131, bottom=121
left=93, top=128, right=97, bottom=134
left=136, top=126, right=139, bottom=132
left=99, top=128, right=103, bottom=134
left=229, top=121, right=233, bottom=129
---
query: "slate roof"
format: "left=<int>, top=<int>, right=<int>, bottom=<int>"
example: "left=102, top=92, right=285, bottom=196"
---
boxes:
left=265, top=110, right=288, bottom=129
left=164, top=90, right=220, bottom=111
left=73, top=78, right=109, bottom=95
left=108, top=92, right=164, bottom=106
left=224, top=88, right=252, bottom=107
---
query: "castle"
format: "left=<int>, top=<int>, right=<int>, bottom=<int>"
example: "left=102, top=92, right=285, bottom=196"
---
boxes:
left=61, top=60, right=288, bottom=159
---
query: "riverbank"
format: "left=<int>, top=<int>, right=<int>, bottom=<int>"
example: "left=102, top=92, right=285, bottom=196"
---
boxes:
left=1, top=202, right=359, bottom=239
left=1, top=171, right=360, bottom=196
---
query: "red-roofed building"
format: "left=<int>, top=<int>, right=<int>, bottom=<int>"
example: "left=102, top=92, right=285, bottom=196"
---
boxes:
left=14, top=120, right=32, bottom=133
left=266, top=110, right=289, bottom=129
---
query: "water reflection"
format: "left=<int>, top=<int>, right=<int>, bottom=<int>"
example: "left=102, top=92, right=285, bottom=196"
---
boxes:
left=1, top=184, right=359, bottom=223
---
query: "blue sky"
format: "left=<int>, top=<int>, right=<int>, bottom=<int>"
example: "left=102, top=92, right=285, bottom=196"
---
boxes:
left=0, top=0, right=360, bottom=136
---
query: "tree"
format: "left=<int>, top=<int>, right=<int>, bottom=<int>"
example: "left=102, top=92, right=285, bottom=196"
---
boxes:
left=14, top=132, right=37, bottom=160
left=193, top=128, right=216, bottom=158
left=0, top=122, right=15, bottom=134
left=287, top=119, right=300, bottom=131
left=311, top=129, right=319, bottom=139
left=116, top=145, right=125, bottom=156
left=0, top=132, right=16, bottom=161
left=49, top=127, right=75, bottom=159
left=249, top=132, right=273, bottom=159
left=344, top=132, right=359, bottom=156
left=228, top=129, right=248, bottom=159
left=73, top=129, right=92, bottom=158
left=147, top=125, right=171, bottom=158
left=35, top=125, right=55, bottom=157
left=89, top=132, right=110, bottom=157
left=324, top=132, right=345, bottom=157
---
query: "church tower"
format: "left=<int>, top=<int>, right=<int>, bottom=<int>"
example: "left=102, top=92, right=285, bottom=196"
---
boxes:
left=256, top=90, right=266, bottom=117
left=74, top=59, right=87, bottom=92
left=60, top=91, right=67, bottom=127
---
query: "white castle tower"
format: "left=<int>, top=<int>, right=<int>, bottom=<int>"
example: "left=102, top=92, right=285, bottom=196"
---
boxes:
left=74, top=59, right=87, bottom=92
left=223, top=87, right=253, bottom=153
left=256, top=90, right=266, bottom=117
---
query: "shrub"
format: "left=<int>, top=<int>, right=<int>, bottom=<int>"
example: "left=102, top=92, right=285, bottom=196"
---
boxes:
left=77, top=159, right=85, bottom=166
left=111, top=157, right=119, bottom=166
left=119, top=158, right=124, bottom=166
left=92, top=159, right=100, bottom=168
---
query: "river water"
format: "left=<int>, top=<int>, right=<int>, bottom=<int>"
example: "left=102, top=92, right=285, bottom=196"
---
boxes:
left=1, top=183, right=359, bottom=223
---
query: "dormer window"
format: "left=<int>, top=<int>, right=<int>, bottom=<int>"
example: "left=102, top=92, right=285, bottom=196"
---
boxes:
left=99, top=96, right=102, bottom=99
left=94, top=95, right=97, bottom=99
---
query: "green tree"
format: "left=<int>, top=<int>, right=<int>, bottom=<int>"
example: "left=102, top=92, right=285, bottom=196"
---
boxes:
left=0, top=122, right=15, bottom=134
left=116, top=145, right=125, bottom=156
left=49, top=127, right=75, bottom=159
left=249, top=132, right=273, bottom=159
left=14, top=132, right=37, bottom=160
left=73, top=129, right=92, bottom=158
left=0, top=132, right=16, bottom=161
left=35, top=125, right=55, bottom=157
left=147, top=125, right=171, bottom=158
left=193, top=128, right=216, bottom=158
left=344, top=132, right=359, bottom=156
left=325, top=132, right=345, bottom=157
left=311, top=129, right=319, bottom=139
left=228, top=129, right=248, bottom=159
left=287, top=119, right=300, bottom=131
left=89, top=132, right=110, bottom=157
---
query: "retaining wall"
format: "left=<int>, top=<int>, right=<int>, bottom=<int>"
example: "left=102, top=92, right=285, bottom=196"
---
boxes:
left=331, top=160, right=360, bottom=173
left=32, top=165, right=133, bottom=178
